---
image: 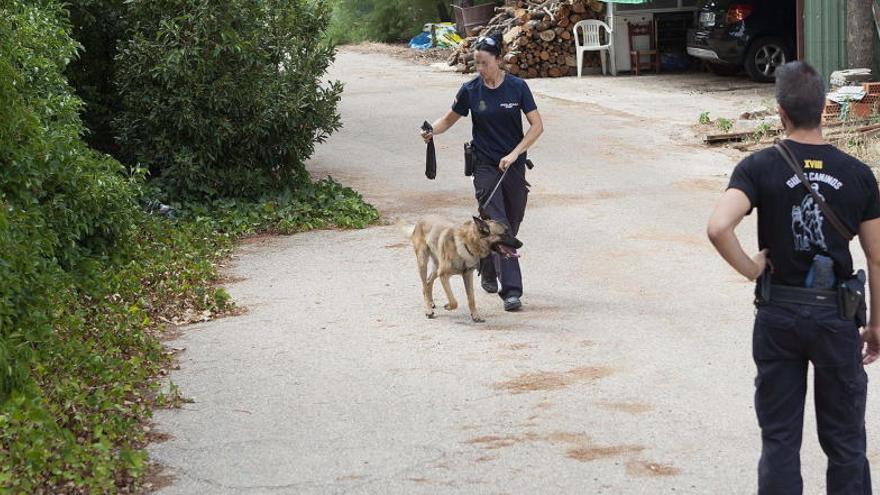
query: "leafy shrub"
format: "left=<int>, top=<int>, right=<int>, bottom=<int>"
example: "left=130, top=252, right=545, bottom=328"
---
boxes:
left=65, top=0, right=129, bottom=157
left=1, top=1, right=379, bottom=492
left=328, top=0, right=461, bottom=44
left=182, top=177, right=380, bottom=237
left=115, top=0, right=343, bottom=200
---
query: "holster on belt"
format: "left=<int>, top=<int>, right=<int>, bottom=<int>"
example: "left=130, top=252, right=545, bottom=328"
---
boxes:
left=464, top=141, right=474, bottom=177
left=756, top=269, right=868, bottom=327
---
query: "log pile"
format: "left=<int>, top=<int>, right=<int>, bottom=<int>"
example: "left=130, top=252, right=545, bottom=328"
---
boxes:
left=448, top=0, right=606, bottom=78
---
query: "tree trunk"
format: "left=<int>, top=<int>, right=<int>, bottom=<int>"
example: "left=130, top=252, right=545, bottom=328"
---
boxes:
left=847, top=0, right=874, bottom=69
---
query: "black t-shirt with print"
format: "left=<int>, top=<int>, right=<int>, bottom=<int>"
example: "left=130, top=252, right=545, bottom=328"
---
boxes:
left=728, top=140, right=880, bottom=287
left=452, top=74, right=537, bottom=164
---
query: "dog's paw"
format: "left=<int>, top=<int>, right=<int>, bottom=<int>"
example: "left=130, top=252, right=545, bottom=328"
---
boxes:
left=431, top=303, right=436, bottom=309
left=425, top=311, right=435, bottom=319
left=444, top=302, right=458, bottom=311
left=471, top=315, right=485, bottom=323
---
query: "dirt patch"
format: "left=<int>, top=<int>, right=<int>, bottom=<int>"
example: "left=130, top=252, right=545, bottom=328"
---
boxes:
left=466, top=435, right=521, bottom=450
left=629, top=230, right=707, bottom=248
left=580, top=339, right=596, bottom=348
left=493, top=366, right=614, bottom=394
left=626, top=460, right=682, bottom=477
left=345, top=42, right=454, bottom=66
left=596, top=401, right=654, bottom=414
left=480, top=323, right=519, bottom=332
left=506, top=343, right=534, bottom=351
left=529, top=190, right=629, bottom=208
left=384, top=242, right=409, bottom=249
left=567, top=445, right=645, bottom=462
left=466, top=431, right=589, bottom=451
left=337, top=474, right=368, bottom=481
left=381, top=190, right=474, bottom=216
left=141, top=462, right=175, bottom=494
left=145, top=429, right=173, bottom=444
left=673, top=177, right=725, bottom=193
left=466, top=430, right=649, bottom=470
left=214, top=274, right=248, bottom=285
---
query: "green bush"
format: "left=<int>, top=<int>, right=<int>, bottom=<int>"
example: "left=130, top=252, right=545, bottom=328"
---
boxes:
left=1, top=0, right=379, bottom=492
left=115, top=0, right=344, bottom=200
left=65, top=0, right=129, bottom=157
left=182, top=177, right=380, bottom=237
left=0, top=1, right=164, bottom=491
left=328, top=0, right=455, bottom=44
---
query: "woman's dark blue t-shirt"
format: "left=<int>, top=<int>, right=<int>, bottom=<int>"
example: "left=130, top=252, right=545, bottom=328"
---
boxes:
left=452, top=74, right=537, bottom=164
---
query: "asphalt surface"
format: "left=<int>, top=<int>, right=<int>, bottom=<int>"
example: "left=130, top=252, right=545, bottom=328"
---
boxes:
left=149, top=49, right=880, bottom=494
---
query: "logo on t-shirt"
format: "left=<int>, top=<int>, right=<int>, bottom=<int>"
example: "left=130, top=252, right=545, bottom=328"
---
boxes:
left=791, top=183, right=827, bottom=252
left=500, top=102, right=519, bottom=109
left=478, top=100, right=487, bottom=112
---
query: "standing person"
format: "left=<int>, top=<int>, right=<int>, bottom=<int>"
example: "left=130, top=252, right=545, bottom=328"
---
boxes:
left=707, top=61, right=880, bottom=494
left=420, top=34, right=543, bottom=312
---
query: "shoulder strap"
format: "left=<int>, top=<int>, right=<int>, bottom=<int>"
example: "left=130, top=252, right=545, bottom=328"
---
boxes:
left=774, top=141, right=854, bottom=240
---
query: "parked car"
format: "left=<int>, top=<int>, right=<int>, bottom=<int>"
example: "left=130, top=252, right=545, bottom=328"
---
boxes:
left=687, top=0, right=797, bottom=82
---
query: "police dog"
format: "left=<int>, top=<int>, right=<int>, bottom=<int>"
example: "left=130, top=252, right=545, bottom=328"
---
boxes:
left=409, top=215, right=522, bottom=322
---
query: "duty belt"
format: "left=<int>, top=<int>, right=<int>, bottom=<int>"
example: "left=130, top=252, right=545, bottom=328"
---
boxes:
left=769, top=284, right=838, bottom=308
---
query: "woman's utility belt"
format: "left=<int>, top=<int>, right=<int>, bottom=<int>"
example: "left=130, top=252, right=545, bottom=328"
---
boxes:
left=464, top=142, right=534, bottom=176
left=756, top=270, right=867, bottom=326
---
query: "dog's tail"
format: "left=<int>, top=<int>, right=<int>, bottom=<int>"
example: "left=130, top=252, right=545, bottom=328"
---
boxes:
left=396, top=219, right=416, bottom=239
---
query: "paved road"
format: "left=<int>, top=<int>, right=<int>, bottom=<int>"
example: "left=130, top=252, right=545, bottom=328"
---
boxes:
left=150, top=50, right=879, bottom=494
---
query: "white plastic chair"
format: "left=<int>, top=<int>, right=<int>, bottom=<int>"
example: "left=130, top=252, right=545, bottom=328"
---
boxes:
left=573, top=20, right=615, bottom=77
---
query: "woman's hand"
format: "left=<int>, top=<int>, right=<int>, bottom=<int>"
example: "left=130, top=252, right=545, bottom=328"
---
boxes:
left=499, top=152, right=517, bottom=171
left=419, top=127, right=433, bottom=143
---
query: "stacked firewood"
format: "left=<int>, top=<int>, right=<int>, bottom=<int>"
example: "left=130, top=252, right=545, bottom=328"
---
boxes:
left=448, top=0, right=606, bottom=78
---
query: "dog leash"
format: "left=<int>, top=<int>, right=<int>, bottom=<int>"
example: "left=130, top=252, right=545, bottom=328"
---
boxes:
left=480, top=165, right=511, bottom=212
left=479, top=161, right=532, bottom=212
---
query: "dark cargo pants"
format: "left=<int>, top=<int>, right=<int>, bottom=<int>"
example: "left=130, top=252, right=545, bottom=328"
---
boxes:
left=472, top=154, right=528, bottom=299
left=753, top=301, right=871, bottom=494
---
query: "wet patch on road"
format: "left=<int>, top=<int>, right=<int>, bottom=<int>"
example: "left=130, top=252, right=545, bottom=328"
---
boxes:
left=465, top=430, right=648, bottom=470
left=493, top=366, right=614, bottom=394
left=567, top=444, right=645, bottom=462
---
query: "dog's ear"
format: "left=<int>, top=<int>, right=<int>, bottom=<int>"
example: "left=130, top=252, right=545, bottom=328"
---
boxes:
left=472, top=216, right=491, bottom=235
left=476, top=206, right=491, bottom=220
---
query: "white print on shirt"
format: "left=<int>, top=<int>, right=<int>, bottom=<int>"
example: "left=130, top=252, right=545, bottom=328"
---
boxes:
left=500, top=103, right=520, bottom=109
left=791, top=183, right=827, bottom=252
left=786, top=172, right=843, bottom=190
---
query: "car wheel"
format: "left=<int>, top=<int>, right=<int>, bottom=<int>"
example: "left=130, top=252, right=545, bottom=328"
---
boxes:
left=705, top=62, right=741, bottom=77
left=745, top=37, right=790, bottom=83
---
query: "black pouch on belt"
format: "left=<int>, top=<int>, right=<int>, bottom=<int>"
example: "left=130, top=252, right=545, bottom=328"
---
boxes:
left=755, top=269, right=772, bottom=304
left=838, top=270, right=867, bottom=326
left=464, top=142, right=474, bottom=176
left=422, top=121, right=436, bottom=180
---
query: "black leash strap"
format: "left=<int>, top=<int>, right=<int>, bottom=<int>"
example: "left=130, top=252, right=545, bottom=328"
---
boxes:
left=422, top=121, right=436, bottom=180
left=775, top=141, right=854, bottom=240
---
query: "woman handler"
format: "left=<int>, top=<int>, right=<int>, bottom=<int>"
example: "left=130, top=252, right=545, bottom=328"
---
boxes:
left=421, top=34, right=543, bottom=312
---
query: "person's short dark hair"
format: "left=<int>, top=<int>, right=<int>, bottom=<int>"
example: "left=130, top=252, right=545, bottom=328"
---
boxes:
left=775, top=61, right=826, bottom=130
left=473, top=34, right=502, bottom=58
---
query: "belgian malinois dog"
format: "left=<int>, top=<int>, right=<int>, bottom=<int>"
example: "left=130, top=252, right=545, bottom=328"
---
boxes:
left=408, top=215, right=522, bottom=322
